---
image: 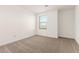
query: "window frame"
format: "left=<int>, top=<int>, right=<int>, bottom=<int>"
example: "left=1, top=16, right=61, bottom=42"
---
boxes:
left=39, top=15, right=48, bottom=30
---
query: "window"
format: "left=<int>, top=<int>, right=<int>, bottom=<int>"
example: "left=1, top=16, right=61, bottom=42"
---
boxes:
left=39, top=16, right=48, bottom=29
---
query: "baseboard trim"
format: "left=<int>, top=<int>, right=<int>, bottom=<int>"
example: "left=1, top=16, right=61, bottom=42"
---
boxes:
left=58, top=36, right=74, bottom=40
left=0, top=34, right=35, bottom=47
left=75, top=38, right=79, bottom=45
left=36, top=34, right=58, bottom=39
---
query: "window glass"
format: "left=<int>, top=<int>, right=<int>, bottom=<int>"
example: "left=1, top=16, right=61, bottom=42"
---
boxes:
left=39, top=16, right=48, bottom=29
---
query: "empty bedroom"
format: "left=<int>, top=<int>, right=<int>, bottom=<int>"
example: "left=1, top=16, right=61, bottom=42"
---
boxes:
left=0, top=5, right=79, bottom=53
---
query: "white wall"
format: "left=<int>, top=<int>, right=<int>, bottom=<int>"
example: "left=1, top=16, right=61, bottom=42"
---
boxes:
left=36, top=10, right=58, bottom=38
left=0, top=6, right=36, bottom=46
left=75, top=6, right=79, bottom=45
left=58, top=8, right=75, bottom=39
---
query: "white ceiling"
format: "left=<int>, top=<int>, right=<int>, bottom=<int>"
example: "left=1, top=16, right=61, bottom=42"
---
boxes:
left=22, top=5, right=75, bottom=13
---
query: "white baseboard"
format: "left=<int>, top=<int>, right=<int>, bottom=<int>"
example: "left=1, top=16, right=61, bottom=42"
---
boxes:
left=0, top=34, right=35, bottom=46
left=75, top=37, right=79, bottom=45
left=37, top=34, right=58, bottom=38
left=58, top=35, right=74, bottom=39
